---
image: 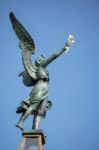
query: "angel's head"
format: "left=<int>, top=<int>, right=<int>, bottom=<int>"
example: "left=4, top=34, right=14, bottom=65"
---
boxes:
left=35, top=54, right=45, bottom=66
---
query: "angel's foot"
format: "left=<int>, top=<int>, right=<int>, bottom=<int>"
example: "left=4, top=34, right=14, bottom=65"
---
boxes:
left=16, top=122, right=24, bottom=131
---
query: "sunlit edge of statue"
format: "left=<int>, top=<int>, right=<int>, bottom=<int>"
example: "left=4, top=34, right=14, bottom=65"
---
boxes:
left=9, top=12, right=75, bottom=132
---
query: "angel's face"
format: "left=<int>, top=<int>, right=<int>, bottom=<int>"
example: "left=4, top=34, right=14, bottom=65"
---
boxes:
left=35, top=55, right=45, bottom=66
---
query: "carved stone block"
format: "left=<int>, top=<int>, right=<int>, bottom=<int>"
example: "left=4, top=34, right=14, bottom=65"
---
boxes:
left=18, top=130, right=45, bottom=150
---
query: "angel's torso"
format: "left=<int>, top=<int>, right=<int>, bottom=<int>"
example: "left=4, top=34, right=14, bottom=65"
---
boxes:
left=36, top=67, right=49, bottom=81
left=30, top=67, right=49, bottom=103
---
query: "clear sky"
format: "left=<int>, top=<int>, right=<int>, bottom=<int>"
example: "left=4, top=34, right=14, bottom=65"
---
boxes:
left=0, top=0, right=99, bottom=150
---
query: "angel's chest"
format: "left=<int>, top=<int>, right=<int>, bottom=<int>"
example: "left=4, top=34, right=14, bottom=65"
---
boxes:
left=37, top=67, right=49, bottom=78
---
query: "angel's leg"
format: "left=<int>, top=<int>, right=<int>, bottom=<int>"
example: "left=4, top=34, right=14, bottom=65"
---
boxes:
left=16, top=113, right=25, bottom=130
left=16, top=104, right=37, bottom=131
left=16, top=97, right=31, bottom=114
left=32, top=99, right=48, bottom=129
left=32, top=114, right=42, bottom=130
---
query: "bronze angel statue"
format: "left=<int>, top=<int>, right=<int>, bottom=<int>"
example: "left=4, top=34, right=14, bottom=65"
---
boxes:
left=9, top=12, right=74, bottom=131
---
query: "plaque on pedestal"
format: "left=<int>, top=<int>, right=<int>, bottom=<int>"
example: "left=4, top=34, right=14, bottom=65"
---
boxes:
left=18, top=130, right=45, bottom=150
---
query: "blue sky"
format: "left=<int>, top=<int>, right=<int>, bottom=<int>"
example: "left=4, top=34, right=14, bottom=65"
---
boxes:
left=0, top=0, right=99, bottom=150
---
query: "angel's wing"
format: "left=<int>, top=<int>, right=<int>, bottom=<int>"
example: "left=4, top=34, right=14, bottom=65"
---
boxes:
left=9, top=12, right=38, bottom=82
left=18, top=70, right=37, bottom=87
left=9, top=12, right=35, bottom=53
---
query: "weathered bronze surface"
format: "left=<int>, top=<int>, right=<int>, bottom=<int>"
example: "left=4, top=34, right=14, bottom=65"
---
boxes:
left=9, top=12, right=74, bottom=132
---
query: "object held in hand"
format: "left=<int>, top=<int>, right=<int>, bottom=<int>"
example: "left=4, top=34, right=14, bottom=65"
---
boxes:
left=68, top=34, right=75, bottom=45
left=64, top=34, right=75, bottom=52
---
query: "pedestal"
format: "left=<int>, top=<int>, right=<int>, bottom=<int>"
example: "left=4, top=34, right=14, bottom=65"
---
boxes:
left=18, top=130, right=45, bottom=150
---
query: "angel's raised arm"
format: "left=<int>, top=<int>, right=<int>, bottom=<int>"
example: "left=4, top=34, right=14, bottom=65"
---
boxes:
left=42, top=35, right=75, bottom=67
left=42, top=47, right=67, bottom=67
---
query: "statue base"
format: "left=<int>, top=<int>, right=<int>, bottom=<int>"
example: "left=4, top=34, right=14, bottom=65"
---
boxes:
left=18, top=129, right=45, bottom=150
